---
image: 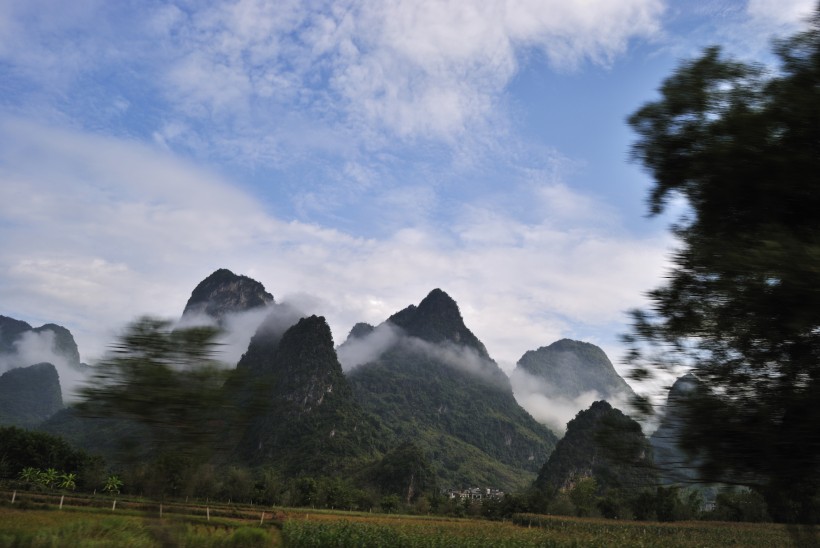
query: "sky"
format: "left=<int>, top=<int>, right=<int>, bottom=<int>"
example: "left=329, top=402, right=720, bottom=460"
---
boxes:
left=0, top=0, right=815, bottom=382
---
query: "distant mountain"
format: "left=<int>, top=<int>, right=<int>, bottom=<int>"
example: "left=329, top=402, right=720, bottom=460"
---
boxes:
left=0, top=315, right=83, bottom=412
left=650, top=374, right=703, bottom=486
left=535, top=400, right=656, bottom=496
left=0, top=363, right=63, bottom=428
left=0, top=315, right=81, bottom=368
left=0, top=316, right=33, bottom=353
left=347, top=289, right=557, bottom=492
left=514, top=339, right=636, bottom=403
left=181, top=268, right=274, bottom=322
left=231, top=313, right=381, bottom=475
left=347, top=322, right=375, bottom=340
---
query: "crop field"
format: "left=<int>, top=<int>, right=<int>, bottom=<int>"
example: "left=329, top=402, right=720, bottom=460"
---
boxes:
left=282, top=513, right=798, bottom=547
left=0, top=491, right=805, bottom=547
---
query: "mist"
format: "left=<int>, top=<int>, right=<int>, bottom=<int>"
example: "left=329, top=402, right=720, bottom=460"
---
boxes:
left=399, top=336, right=508, bottom=386
left=337, top=320, right=508, bottom=389
left=176, top=298, right=315, bottom=367
left=337, top=323, right=400, bottom=371
left=0, top=329, right=88, bottom=402
left=509, top=368, right=631, bottom=436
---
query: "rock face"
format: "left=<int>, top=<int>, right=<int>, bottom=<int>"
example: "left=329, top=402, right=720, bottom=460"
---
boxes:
left=0, top=315, right=34, bottom=353
left=515, top=339, right=636, bottom=402
left=182, top=268, right=274, bottom=322
left=387, top=288, right=490, bottom=358
left=535, top=400, right=656, bottom=496
left=0, top=362, right=63, bottom=428
left=231, top=313, right=379, bottom=474
left=347, top=289, right=557, bottom=491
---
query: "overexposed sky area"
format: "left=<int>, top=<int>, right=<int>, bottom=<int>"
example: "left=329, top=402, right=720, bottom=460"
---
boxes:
left=0, top=0, right=814, bottom=377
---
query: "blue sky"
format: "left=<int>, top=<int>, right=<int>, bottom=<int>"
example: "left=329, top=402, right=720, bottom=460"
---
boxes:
left=0, top=0, right=814, bottom=376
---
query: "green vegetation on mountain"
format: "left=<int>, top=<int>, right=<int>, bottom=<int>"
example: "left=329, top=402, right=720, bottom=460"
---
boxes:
left=0, top=363, right=63, bottom=428
left=536, top=401, right=656, bottom=496
left=232, top=314, right=382, bottom=475
left=348, top=289, right=557, bottom=492
left=367, top=440, right=433, bottom=503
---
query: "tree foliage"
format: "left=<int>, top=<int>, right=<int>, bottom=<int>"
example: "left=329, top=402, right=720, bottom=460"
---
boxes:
left=77, top=317, right=231, bottom=459
left=371, top=441, right=433, bottom=503
left=0, top=426, right=102, bottom=488
left=625, top=9, right=820, bottom=523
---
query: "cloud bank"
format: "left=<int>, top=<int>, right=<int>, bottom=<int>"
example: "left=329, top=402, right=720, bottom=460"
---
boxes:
left=0, top=118, right=671, bottom=372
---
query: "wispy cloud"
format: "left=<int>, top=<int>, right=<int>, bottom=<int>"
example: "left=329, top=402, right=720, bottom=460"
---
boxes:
left=0, top=0, right=664, bottom=154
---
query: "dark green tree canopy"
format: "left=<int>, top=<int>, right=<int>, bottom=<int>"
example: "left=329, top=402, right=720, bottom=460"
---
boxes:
left=625, top=8, right=820, bottom=524
left=77, top=317, right=230, bottom=458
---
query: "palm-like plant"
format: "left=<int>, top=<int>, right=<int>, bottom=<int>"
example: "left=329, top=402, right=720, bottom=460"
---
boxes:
left=103, top=475, right=123, bottom=495
left=39, top=468, right=59, bottom=489
left=58, top=472, right=77, bottom=491
left=19, top=467, right=40, bottom=484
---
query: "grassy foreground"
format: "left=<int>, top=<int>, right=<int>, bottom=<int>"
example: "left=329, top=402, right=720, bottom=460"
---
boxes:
left=0, top=506, right=278, bottom=547
left=0, top=503, right=801, bottom=547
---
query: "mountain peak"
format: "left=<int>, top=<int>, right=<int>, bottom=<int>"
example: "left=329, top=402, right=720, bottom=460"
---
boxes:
left=515, top=339, right=635, bottom=402
left=0, top=315, right=81, bottom=369
left=182, top=268, right=273, bottom=321
left=535, top=400, right=655, bottom=496
left=387, top=289, right=488, bottom=357
left=419, top=287, right=455, bottom=307
left=346, top=322, right=375, bottom=341
left=233, top=314, right=375, bottom=472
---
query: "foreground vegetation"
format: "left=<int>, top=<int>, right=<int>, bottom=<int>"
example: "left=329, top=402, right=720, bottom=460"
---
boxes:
left=0, top=506, right=277, bottom=547
left=0, top=495, right=803, bottom=547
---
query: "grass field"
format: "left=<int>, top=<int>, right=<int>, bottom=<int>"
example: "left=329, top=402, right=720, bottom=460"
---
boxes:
left=0, top=493, right=806, bottom=547
left=0, top=506, right=278, bottom=547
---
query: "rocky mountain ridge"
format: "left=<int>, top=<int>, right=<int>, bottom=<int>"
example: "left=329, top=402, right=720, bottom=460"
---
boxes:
left=6, top=268, right=653, bottom=495
left=181, top=268, right=274, bottom=323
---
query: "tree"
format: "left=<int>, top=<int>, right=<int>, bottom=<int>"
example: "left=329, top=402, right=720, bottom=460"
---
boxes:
left=371, top=441, right=433, bottom=503
left=569, top=477, right=599, bottom=517
left=0, top=426, right=99, bottom=485
left=624, top=8, right=820, bottom=524
left=77, top=317, right=231, bottom=459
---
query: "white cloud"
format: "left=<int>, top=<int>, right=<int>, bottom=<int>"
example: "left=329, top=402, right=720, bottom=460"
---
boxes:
left=746, top=0, right=815, bottom=27
left=509, top=368, right=633, bottom=435
left=0, top=0, right=664, bottom=148
left=337, top=323, right=400, bottom=371
left=510, top=368, right=603, bottom=435
left=0, top=120, right=670, bottom=375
